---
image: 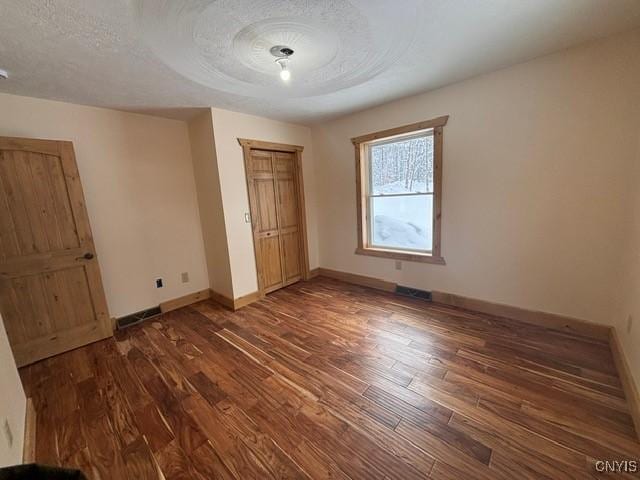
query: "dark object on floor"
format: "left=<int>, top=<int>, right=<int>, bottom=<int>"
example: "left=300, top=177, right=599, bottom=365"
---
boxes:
left=116, top=305, right=162, bottom=329
left=0, top=464, right=87, bottom=480
left=395, top=284, right=432, bottom=300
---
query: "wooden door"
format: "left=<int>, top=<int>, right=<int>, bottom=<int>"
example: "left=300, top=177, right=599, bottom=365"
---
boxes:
left=248, top=149, right=284, bottom=293
left=0, top=137, right=112, bottom=366
left=274, top=152, right=303, bottom=286
left=244, top=144, right=308, bottom=295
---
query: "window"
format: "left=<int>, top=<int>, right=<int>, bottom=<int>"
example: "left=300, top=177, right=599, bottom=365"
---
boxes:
left=352, top=116, right=448, bottom=264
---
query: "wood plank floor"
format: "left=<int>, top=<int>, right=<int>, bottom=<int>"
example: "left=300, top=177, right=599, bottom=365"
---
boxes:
left=20, top=277, right=640, bottom=479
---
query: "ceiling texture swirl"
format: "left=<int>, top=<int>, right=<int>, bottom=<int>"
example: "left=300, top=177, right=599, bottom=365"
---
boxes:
left=1, top=0, right=640, bottom=122
left=137, top=0, right=421, bottom=98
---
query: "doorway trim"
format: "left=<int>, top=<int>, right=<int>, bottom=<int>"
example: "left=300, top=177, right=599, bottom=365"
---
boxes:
left=238, top=138, right=311, bottom=298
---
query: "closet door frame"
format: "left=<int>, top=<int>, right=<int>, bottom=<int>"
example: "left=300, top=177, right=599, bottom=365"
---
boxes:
left=239, top=138, right=311, bottom=298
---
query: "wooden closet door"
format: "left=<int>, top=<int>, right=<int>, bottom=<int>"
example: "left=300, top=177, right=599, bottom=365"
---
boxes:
left=247, top=148, right=305, bottom=295
left=274, top=152, right=302, bottom=286
left=0, top=137, right=112, bottom=366
left=248, top=149, right=284, bottom=293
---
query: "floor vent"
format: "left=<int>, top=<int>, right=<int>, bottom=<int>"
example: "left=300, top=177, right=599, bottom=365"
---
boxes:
left=116, top=306, right=162, bottom=329
left=395, top=285, right=432, bottom=301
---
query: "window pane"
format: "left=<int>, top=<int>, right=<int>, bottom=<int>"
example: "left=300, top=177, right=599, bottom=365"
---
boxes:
left=370, top=135, right=434, bottom=195
left=371, top=195, right=433, bottom=251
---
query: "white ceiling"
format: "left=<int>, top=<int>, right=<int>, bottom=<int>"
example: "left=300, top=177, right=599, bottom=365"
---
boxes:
left=1, top=0, right=640, bottom=124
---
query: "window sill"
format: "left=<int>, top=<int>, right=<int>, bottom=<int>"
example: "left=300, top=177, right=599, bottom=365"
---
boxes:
left=355, top=247, right=446, bottom=265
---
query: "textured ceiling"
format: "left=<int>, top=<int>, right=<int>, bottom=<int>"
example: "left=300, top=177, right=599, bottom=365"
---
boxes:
left=1, top=0, right=640, bottom=124
left=138, top=0, right=420, bottom=98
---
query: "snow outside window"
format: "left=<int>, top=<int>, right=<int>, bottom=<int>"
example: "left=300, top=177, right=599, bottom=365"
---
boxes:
left=367, top=133, right=434, bottom=252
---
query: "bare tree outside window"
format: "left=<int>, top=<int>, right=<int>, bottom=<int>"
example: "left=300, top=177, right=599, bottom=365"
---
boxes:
left=352, top=115, right=447, bottom=264
left=368, top=133, right=434, bottom=251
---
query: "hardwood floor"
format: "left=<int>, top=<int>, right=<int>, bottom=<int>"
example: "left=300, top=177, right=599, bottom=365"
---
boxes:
left=20, top=277, right=639, bottom=479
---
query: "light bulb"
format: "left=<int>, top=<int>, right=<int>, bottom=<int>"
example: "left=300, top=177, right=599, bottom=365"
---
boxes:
left=271, top=46, right=295, bottom=83
left=277, top=58, right=290, bottom=82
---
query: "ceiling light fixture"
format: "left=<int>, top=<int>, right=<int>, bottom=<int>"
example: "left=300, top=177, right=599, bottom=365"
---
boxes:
left=270, top=46, right=294, bottom=83
left=0, top=69, right=8, bottom=80
left=278, top=58, right=291, bottom=81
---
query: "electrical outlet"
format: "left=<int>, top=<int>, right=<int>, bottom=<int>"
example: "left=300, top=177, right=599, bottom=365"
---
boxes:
left=181, top=272, right=189, bottom=283
left=395, top=260, right=402, bottom=271
left=155, top=278, right=163, bottom=288
left=3, top=419, right=13, bottom=447
left=628, top=315, right=634, bottom=334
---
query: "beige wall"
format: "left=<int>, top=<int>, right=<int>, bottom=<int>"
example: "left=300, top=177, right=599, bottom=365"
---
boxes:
left=0, top=314, right=25, bottom=467
left=188, top=111, right=234, bottom=298
left=210, top=108, right=319, bottom=298
left=312, top=29, right=640, bottom=326
left=0, top=93, right=209, bottom=318
left=616, top=130, right=640, bottom=388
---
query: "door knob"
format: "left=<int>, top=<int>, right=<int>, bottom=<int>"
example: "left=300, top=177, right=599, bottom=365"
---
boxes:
left=77, top=252, right=94, bottom=260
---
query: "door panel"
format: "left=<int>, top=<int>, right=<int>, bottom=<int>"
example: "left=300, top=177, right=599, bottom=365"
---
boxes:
left=254, top=179, right=279, bottom=233
left=260, top=236, right=283, bottom=292
left=43, top=269, right=86, bottom=330
left=0, top=137, right=112, bottom=366
left=277, top=178, right=299, bottom=229
left=0, top=151, right=39, bottom=256
left=0, top=150, right=82, bottom=257
left=281, top=231, right=301, bottom=283
left=250, top=149, right=273, bottom=174
left=275, top=153, right=295, bottom=175
left=274, top=152, right=301, bottom=286
left=249, top=150, right=284, bottom=291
